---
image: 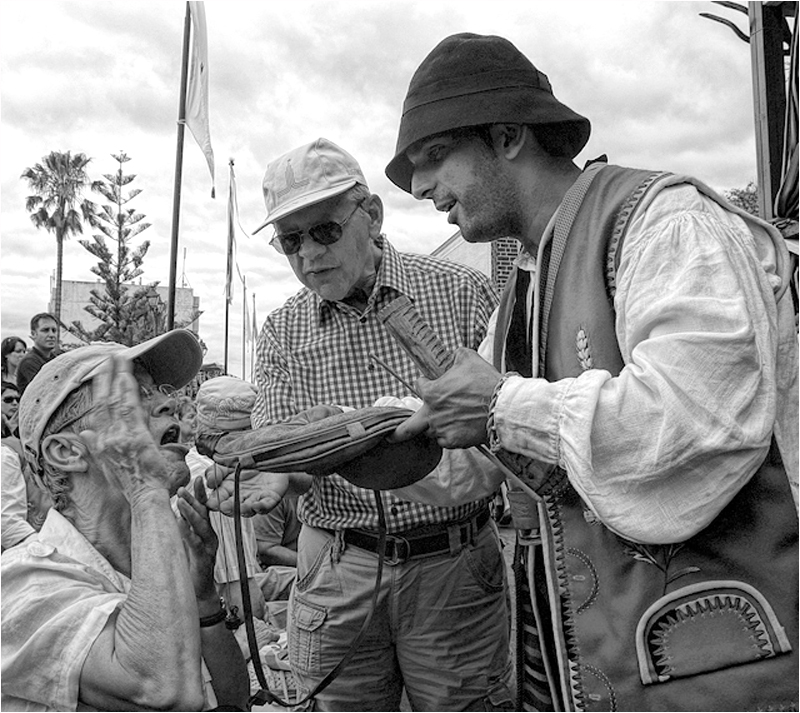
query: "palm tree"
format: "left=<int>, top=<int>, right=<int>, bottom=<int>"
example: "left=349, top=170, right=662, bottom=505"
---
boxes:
left=21, top=151, right=99, bottom=326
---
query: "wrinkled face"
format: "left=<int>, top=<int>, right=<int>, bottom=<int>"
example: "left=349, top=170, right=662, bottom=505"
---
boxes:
left=31, top=319, right=58, bottom=354
left=7, top=341, right=26, bottom=369
left=132, top=366, right=191, bottom=496
left=2, top=386, right=20, bottom=421
left=276, top=194, right=375, bottom=302
left=406, top=131, right=524, bottom=243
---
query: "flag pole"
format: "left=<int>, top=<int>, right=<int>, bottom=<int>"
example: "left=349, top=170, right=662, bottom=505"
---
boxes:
left=251, top=291, right=256, bottom=381
left=224, top=158, right=234, bottom=375
left=224, top=297, right=230, bottom=374
left=242, top=274, right=247, bottom=380
left=168, top=2, right=191, bottom=332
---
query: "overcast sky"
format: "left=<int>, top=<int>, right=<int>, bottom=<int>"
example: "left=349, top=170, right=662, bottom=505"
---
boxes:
left=1, top=0, right=758, bottom=377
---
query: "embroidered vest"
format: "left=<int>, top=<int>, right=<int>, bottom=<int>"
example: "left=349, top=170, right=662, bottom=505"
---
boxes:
left=497, top=164, right=799, bottom=711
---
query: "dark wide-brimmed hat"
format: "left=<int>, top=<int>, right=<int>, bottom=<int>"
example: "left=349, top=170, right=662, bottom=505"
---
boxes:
left=386, top=33, right=591, bottom=193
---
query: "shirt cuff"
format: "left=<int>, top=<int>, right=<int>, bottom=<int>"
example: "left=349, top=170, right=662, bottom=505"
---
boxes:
left=488, top=373, right=567, bottom=466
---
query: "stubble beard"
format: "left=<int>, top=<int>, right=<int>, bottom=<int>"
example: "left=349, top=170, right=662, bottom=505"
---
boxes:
left=458, top=158, right=525, bottom=244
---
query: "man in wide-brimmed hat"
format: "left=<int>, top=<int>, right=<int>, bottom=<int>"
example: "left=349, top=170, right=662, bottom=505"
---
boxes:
left=388, top=32, right=799, bottom=712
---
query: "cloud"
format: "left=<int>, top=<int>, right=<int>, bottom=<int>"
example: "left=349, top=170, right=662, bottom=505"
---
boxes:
left=1, top=0, right=769, bottom=376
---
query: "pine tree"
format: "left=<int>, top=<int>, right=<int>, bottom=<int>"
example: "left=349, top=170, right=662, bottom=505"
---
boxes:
left=72, top=151, right=156, bottom=345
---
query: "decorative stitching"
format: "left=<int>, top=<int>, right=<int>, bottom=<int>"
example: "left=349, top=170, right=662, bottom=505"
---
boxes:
left=635, top=580, right=794, bottom=685
left=621, top=541, right=700, bottom=591
left=576, top=327, right=593, bottom=371
left=566, top=547, right=600, bottom=613
left=487, top=371, right=521, bottom=451
left=648, top=594, right=774, bottom=681
left=581, top=663, right=617, bottom=711
left=605, top=171, right=671, bottom=301
left=548, top=490, right=588, bottom=709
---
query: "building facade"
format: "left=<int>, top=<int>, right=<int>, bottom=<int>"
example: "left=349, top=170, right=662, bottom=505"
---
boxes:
left=54, top=279, right=200, bottom=347
left=431, top=232, right=520, bottom=292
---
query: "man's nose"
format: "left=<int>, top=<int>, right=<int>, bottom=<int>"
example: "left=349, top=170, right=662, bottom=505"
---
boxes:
left=296, top=234, right=326, bottom=259
left=151, top=396, right=178, bottom=419
left=411, top=167, right=435, bottom=201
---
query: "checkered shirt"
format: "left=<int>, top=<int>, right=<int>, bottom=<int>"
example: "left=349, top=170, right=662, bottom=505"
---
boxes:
left=252, top=236, right=500, bottom=532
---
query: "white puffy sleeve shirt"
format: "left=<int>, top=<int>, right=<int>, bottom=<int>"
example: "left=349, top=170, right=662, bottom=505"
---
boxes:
left=490, top=183, right=799, bottom=544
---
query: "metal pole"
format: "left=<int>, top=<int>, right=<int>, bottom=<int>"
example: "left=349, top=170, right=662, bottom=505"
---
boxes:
left=167, top=3, right=191, bottom=331
left=250, top=292, right=256, bottom=382
left=224, top=298, right=230, bottom=374
left=242, top=275, right=247, bottom=380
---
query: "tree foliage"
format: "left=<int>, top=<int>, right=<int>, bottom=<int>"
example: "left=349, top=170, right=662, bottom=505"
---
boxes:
left=724, top=181, right=760, bottom=216
left=21, top=151, right=99, bottom=325
left=71, top=152, right=157, bottom=345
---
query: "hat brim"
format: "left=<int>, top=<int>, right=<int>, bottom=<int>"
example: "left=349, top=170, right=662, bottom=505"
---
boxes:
left=125, top=329, right=204, bottom=391
left=385, top=86, right=591, bottom=193
left=337, top=432, right=443, bottom=489
left=20, top=329, right=203, bottom=474
left=252, top=180, right=359, bottom=235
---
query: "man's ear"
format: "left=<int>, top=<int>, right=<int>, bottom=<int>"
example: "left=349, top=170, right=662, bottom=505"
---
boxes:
left=41, top=433, right=90, bottom=473
left=364, top=194, right=384, bottom=239
left=489, top=123, right=529, bottom=160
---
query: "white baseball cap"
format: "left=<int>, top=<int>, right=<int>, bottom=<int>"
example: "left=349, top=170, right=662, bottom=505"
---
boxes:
left=253, top=138, right=368, bottom=234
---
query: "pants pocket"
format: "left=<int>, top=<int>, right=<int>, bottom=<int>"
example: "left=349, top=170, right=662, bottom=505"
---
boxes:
left=463, top=526, right=506, bottom=595
left=288, top=598, right=327, bottom=676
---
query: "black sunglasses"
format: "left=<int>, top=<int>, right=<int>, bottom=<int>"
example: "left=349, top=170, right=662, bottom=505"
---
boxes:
left=3, top=395, right=20, bottom=404
left=270, top=198, right=366, bottom=256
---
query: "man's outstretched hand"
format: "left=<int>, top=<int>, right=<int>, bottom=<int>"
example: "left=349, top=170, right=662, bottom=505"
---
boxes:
left=390, top=347, right=502, bottom=450
left=202, top=405, right=337, bottom=516
left=205, top=464, right=293, bottom=516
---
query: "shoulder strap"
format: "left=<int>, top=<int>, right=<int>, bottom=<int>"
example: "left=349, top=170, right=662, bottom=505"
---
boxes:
left=538, top=161, right=605, bottom=370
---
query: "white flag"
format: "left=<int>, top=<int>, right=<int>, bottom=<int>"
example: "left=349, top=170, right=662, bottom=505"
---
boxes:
left=186, top=1, right=215, bottom=197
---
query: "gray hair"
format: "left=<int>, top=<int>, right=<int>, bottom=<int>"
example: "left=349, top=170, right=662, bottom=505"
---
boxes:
left=39, top=381, right=94, bottom=512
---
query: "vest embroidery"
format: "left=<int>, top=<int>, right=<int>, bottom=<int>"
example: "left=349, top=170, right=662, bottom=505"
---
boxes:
left=576, top=327, right=594, bottom=371
left=621, top=541, right=701, bottom=587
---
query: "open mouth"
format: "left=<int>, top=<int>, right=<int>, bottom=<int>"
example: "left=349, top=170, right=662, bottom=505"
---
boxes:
left=160, top=424, right=189, bottom=457
left=436, top=200, right=458, bottom=224
left=161, top=424, right=181, bottom=445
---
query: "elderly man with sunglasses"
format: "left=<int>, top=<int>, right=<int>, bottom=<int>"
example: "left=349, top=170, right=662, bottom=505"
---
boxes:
left=1, top=331, right=249, bottom=711
left=244, top=138, right=513, bottom=711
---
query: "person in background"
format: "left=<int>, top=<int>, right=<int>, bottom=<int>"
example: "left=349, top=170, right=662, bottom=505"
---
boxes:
left=188, top=376, right=271, bottom=629
left=17, top=313, right=59, bottom=395
left=245, top=137, right=512, bottom=711
left=1, top=336, right=27, bottom=386
left=1, top=379, right=51, bottom=548
left=385, top=31, right=799, bottom=711
left=252, top=492, right=301, bottom=569
left=1, top=379, right=20, bottom=439
left=1, top=330, right=248, bottom=711
left=1, top=442, right=38, bottom=551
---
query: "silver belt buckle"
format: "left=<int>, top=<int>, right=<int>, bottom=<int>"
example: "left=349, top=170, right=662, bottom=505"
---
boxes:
left=384, top=535, right=411, bottom=565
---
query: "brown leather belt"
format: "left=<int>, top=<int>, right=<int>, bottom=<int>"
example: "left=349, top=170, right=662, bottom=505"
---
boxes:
left=342, top=507, right=491, bottom=564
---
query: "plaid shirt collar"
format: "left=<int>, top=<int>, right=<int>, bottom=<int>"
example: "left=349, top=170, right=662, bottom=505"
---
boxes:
left=315, top=235, right=416, bottom=324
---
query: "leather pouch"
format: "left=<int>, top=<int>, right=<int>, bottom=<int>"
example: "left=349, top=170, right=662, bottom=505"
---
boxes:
left=196, top=407, right=442, bottom=490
